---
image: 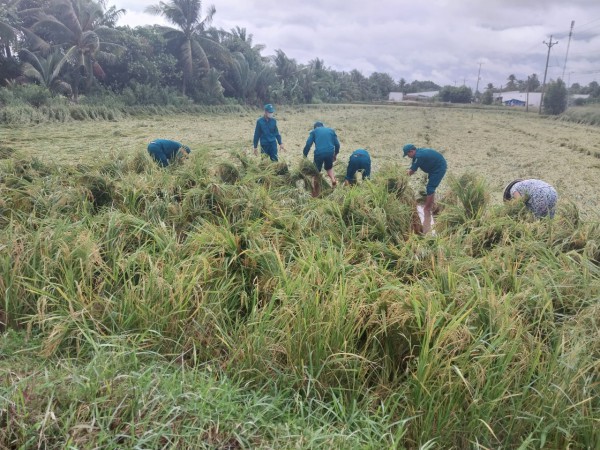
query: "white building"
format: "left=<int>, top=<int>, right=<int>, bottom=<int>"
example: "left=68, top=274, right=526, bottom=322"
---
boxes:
left=388, top=92, right=404, bottom=102
left=404, top=91, right=439, bottom=101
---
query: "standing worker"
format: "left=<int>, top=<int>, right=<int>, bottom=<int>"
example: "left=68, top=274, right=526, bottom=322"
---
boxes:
left=503, top=179, right=558, bottom=218
left=253, top=104, right=285, bottom=161
left=303, top=121, right=340, bottom=196
left=147, top=139, right=191, bottom=167
left=403, top=143, right=447, bottom=233
left=344, top=149, right=371, bottom=186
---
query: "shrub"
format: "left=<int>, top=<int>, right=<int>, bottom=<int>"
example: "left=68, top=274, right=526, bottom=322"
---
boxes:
left=543, top=79, right=568, bottom=115
left=12, top=84, right=52, bottom=107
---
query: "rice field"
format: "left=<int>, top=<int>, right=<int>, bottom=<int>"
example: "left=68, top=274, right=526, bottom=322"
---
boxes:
left=0, top=104, right=599, bottom=449
left=3, top=104, right=600, bottom=218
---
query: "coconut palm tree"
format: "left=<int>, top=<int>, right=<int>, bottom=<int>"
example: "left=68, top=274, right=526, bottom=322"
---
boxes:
left=26, top=0, right=125, bottom=101
left=146, top=0, right=226, bottom=96
left=0, top=0, right=26, bottom=57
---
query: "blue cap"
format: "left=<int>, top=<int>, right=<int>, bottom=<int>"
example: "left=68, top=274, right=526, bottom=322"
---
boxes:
left=402, top=143, right=416, bottom=156
left=313, top=121, right=324, bottom=129
left=264, top=104, right=275, bottom=113
left=183, top=145, right=191, bottom=154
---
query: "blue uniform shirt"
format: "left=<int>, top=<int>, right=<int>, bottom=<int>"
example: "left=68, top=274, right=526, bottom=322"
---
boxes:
left=303, top=127, right=340, bottom=157
left=253, top=116, right=282, bottom=148
left=147, top=139, right=189, bottom=167
left=409, top=148, right=447, bottom=195
left=409, top=148, right=447, bottom=175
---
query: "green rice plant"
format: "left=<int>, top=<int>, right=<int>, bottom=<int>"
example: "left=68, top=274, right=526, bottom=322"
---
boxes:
left=127, top=150, right=155, bottom=174
left=226, top=240, right=373, bottom=390
left=99, top=211, right=175, bottom=256
left=0, top=226, right=32, bottom=328
left=462, top=215, right=530, bottom=257
left=437, top=173, right=489, bottom=233
left=559, top=105, right=600, bottom=126
left=1, top=120, right=599, bottom=448
left=33, top=182, right=91, bottom=221
left=0, top=342, right=416, bottom=449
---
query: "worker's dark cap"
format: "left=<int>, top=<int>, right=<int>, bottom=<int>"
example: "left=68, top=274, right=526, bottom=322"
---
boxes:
left=313, top=121, right=324, bottom=129
left=264, top=104, right=275, bottom=113
left=503, top=179, right=523, bottom=201
left=402, top=143, right=416, bottom=157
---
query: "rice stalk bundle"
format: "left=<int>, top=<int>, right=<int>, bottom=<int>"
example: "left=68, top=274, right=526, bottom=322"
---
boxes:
left=0, top=146, right=16, bottom=159
left=40, top=185, right=90, bottom=219
left=101, top=211, right=172, bottom=254
left=217, top=161, right=241, bottom=184
left=128, top=151, right=154, bottom=174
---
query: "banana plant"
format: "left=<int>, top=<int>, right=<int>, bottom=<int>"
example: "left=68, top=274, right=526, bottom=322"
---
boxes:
left=19, top=48, right=73, bottom=96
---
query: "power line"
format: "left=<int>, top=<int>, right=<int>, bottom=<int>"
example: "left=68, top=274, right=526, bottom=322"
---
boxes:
left=551, top=16, right=600, bottom=37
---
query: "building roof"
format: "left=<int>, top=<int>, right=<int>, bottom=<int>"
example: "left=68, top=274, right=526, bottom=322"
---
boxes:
left=404, top=91, right=439, bottom=98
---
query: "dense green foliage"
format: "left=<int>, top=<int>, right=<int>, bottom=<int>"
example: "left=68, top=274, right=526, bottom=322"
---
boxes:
left=0, top=0, right=415, bottom=107
left=543, top=79, right=568, bottom=115
left=1, top=0, right=599, bottom=114
left=439, top=85, right=473, bottom=103
left=1, top=147, right=598, bottom=448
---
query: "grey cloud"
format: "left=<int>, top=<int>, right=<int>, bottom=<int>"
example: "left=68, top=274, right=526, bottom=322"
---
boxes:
left=115, top=0, right=600, bottom=88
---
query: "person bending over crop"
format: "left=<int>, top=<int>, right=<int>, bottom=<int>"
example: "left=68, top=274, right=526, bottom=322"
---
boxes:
left=403, top=143, right=447, bottom=233
left=147, top=139, right=190, bottom=167
left=503, top=179, right=558, bottom=218
left=344, top=149, right=371, bottom=186
left=253, top=103, right=285, bottom=161
left=303, top=121, right=340, bottom=196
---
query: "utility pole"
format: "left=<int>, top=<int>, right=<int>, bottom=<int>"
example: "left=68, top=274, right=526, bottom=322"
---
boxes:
left=526, top=76, right=530, bottom=112
left=539, top=35, right=558, bottom=115
left=475, top=62, right=482, bottom=95
left=562, top=21, right=575, bottom=82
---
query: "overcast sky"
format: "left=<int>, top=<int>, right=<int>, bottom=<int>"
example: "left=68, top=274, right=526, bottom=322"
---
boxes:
left=115, top=0, right=600, bottom=91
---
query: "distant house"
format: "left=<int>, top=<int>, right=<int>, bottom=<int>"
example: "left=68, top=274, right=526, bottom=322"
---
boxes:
left=388, top=92, right=404, bottom=102
left=493, top=91, right=541, bottom=108
left=403, top=91, right=439, bottom=101
left=571, top=94, right=590, bottom=100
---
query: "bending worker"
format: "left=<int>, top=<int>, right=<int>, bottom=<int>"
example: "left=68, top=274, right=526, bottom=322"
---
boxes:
left=403, top=143, right=447, bottom=234
left=253, top=103, right=285, bottom=161
left=303, top=121, right=340, bottom=196
left=344, top=149, right=371, bottom=186
left=147, top=139, right=190, bottom=167
left=503, top=179, right=558, bottom=218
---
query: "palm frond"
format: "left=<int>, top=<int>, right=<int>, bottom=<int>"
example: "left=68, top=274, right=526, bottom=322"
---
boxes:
left=20, top=27, right=52, bottom=54
left=50, top=0, right=83, bottom=37
left=30, top=15, right=76, bottom=43
left=0, top=21, right=17, bottom=42
left=22, top=62, right=45, bottom=84
left=189, top=37, right=209, bottom=69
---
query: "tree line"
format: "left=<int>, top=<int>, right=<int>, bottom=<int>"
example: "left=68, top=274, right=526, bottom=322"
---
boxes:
left=1, top=0, right=598, bottom=111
